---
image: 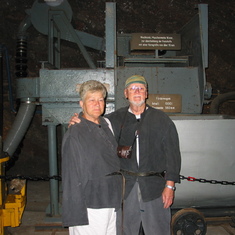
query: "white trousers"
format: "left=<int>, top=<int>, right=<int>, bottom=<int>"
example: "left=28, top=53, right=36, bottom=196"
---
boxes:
left=69, top=208, right=117, bottom=235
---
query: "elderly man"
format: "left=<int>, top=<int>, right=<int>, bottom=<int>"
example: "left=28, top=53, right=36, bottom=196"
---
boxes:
left=70, top=75, right=181, bottom=235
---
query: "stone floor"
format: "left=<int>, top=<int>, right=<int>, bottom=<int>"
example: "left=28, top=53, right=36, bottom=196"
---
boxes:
left=5, top=181, right=235, bottom=235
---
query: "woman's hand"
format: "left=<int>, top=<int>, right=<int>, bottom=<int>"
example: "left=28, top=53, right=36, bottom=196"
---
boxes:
left=68, top=113, right=81, bottom=127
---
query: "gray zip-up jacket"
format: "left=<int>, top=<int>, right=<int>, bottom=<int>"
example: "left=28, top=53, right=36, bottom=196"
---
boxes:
left=62, top=114, right=122, bottom=227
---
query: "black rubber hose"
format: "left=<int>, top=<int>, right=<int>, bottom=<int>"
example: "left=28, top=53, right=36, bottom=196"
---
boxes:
left=210, top=91, right=235, bottom=114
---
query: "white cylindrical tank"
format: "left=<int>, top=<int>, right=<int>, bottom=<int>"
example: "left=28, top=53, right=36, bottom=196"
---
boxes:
left=172, top=115, right=235, bottom=209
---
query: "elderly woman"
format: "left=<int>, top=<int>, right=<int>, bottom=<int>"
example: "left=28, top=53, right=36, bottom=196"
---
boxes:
left=62, top=80, right=122, bottom=235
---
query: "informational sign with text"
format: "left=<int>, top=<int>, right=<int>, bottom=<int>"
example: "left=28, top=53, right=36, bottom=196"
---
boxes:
left=131, top=33, right=181, bottom=50
left=147, top=94, right=182, bottom=113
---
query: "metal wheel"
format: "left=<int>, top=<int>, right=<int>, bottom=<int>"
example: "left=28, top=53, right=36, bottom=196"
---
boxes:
left=171, top=208, right=207, bottom=235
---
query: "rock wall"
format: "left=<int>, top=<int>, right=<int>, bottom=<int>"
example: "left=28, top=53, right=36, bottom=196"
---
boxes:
left=1, top=0, right=235, bottom=175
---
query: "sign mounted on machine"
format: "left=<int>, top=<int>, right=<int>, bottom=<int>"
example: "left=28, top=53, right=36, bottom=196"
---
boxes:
left=131, top=33, right=181, bottom=50
left=147, top=94, right=182, bottom=113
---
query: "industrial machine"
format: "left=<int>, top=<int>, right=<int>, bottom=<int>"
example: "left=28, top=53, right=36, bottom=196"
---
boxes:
left=0, top=45, right=26, bottom=234
left=1, top=1, right=235, bottom=234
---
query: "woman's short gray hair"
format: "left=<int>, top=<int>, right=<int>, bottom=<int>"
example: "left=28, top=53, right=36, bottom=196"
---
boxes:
left=79, top=80, right=107, bottom=100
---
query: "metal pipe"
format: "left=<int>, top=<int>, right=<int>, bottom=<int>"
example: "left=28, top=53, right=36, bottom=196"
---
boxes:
left=3, top=98, right=36, bottom=156
left=105, top=2, right=116, bottom=68
left=48, top=124, right=59, bottom=216
left=210, top=91, right=235, bottom=114
left=18, top=15, right=32, bottom=34
left=3, top=14, right=35, bottom=157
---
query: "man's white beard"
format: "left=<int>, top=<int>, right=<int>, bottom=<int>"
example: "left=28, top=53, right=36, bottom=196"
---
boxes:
left=129, top=99, right=145, bottom=107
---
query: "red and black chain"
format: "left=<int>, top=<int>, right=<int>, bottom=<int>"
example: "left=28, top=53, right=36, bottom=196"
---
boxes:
left=0, top=174, right=235, bottom=186
left=180, top=175, right=235, bottom=185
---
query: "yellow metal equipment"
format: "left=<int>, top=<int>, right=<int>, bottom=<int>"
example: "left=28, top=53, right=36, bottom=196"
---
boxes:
left=0, top=156, right=26, bottom=234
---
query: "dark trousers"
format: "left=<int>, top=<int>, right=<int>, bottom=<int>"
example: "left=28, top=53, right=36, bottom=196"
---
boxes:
left=117, top=182, right=171, bottom=235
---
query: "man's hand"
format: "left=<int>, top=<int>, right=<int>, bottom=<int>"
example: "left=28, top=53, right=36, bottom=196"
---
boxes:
left=68, top=113, right=80, bottom=127
left=162, top=181, right=175, bottom=208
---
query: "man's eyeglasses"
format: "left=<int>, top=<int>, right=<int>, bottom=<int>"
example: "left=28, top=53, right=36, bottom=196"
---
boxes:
left=128, top=86, right=146, bottom=93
